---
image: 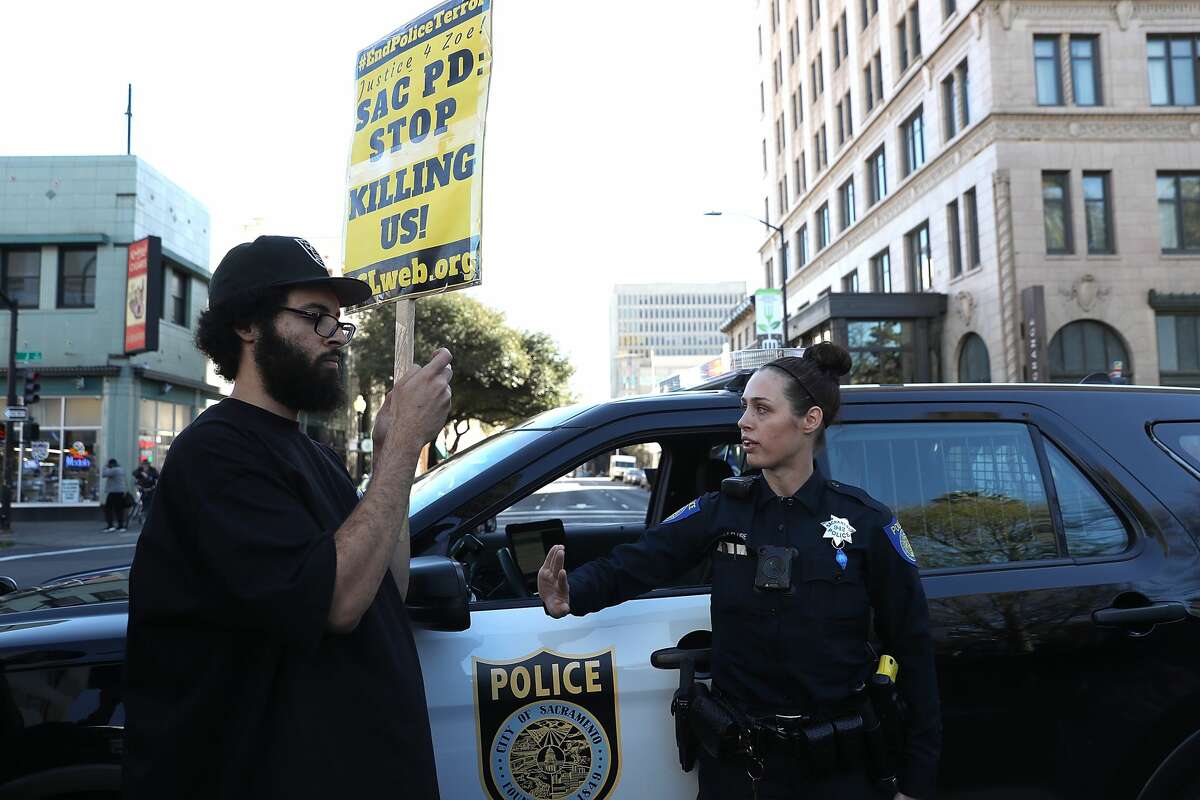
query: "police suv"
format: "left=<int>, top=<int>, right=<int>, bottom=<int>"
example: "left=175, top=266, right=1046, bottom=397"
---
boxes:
left=1, top=370, right=1199, bottom=800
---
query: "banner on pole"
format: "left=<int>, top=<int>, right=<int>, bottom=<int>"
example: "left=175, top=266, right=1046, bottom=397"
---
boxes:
left=343, top=0, right=492, bottom=312
left=754, top=289, right=783, bottom=340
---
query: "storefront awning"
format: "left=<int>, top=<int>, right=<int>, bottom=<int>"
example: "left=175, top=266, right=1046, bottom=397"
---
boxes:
left=133, top=367, right=223, bottom=398
left=790, top=292, right=948, bottom=337
left=0, top=365, right=120, bottom=378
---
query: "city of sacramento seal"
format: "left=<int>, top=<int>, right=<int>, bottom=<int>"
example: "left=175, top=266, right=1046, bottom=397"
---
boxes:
left=474, top=649, right=621, bottom=800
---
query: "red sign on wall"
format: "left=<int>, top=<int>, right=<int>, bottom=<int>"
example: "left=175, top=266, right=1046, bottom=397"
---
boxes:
left=125, top=236, right=163, bottom=355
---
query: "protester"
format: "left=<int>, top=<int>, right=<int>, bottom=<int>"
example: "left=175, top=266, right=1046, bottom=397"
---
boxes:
left=123, top=236, right=453, bottom=799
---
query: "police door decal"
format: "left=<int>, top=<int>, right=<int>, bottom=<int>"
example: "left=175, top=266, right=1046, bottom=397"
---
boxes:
left=473, top=649, right=622, bottom=800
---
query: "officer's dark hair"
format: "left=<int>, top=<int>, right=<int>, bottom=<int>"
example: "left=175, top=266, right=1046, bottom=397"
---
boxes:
left=194, top=286, right=290, bottom=381
left=759, top=342, right=853, bottom=447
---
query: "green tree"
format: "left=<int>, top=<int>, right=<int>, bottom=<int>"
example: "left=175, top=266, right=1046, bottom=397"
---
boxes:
left=353, top=294, right=574, bottom=452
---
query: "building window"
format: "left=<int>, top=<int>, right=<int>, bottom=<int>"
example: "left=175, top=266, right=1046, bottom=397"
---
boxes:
left=57, top=247, right=96, bottom=309
left=762, top=140, right=768, bottom=174
left=942, top=60, right=969, bottom=140
left=943, top=0, right=957, bottom=18
left=1035, top=35, right=1063, bottom=105
left=816, top=52, right=825, bottom=95
left=906, top=222, right=933, bottom=291
left=864, top=65, right=876, bottom=112
left=1048, top=320, right=1130, bottom=383
left=947, top=198, right=964, bottom=277
left=788, top=25, right=797, bottom=64
left=765, top=257, right=775, bottom=289
left=1148, top=35, right=1198, bottom=106
left=1042, top=171, right=1073, bottom=254
left=836, top=99, right=846, bottom=146
left=964, top=187, right=981, bottom=269
left=1157, top=313, right=1200, bottom=386
left=774, top=57, right=783, bottom=93
left=776, top=115, right=785, bottom=153
left=815, top=125, right=828, bottom=172
left=0, top=248, right=40, bottom=309
left=898, top=16, right=910, bottom=72
left=842, top=269, right=860, bottom=292
left=798, top=225, right=810, bottom=267
left=845, top=320, right=915, bottom=384
left=871, top=248, right=892, bottom=292
left=792, top=89, right=802, bottom=128
left=958, top=333, right=991, bottom=382
left=1082, top=172, right=1114, bottom=254
left=873, top=52, right=884, bottom=105
left=760, top=82, right=766, bottom=115
left=817, top=204, right=831, bottom=249
left=796, top=153, right=807, bottom=194
left=898, top=2, right=921, bottom=71
left=842, top=92, right=853, bottom=141
left=833, top=20, right=842, bottom=68
left=867, top=146, right=887, bottom=206
left=810, top=0, right=819, bottom=30
left=1070, top=36, right=1102, bottom=106
left=19, top=396, right=104, bottom=504
left=865, top=52, right=885, bottom=113
left=840, top=178, right=857, bottom=230
left=1158, top=172, right=1200, bottom=252
left=778, top=180, right=786, bottom=215
left=901, top=106, right=925, bottom=176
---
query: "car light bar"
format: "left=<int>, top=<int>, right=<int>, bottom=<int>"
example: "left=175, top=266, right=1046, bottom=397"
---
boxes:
left=730, top=347, right=807, bottom=370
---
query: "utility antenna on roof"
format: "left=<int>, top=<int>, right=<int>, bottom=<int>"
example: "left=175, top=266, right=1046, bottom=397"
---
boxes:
left=125, top=84, right=132, bottom=155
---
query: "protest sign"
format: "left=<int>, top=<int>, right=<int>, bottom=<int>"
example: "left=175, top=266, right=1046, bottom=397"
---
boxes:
left=343, top=0, right=492, bottom=311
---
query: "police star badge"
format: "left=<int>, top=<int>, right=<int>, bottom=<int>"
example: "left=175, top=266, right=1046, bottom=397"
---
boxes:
left=820, top=515, right=855, bottom=570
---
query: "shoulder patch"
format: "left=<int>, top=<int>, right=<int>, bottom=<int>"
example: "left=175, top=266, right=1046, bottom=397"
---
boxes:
left=663, top=496, right=703, bottom=525
left=883, top=516, right=919, bottom=567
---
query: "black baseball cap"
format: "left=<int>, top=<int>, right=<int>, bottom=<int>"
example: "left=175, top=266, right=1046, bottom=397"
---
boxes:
left=208, top=235, right=372, bottom=309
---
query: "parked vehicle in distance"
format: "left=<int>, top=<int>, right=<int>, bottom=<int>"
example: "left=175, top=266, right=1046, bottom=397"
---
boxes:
left=608, top=453, right=636, bottom=481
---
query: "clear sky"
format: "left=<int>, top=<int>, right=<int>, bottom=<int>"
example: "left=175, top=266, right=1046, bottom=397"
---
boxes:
left=0, top=1, right=765, bottom=402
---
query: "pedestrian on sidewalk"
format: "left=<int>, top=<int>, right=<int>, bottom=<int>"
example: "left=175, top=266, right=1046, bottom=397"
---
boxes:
left=101, top=458, right=129, bottom=532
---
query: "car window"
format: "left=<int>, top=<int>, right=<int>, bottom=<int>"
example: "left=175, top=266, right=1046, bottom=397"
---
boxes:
left=825, top=422, right=1058, bottom=569
left=1152, top=422, right=1200, bottom=477
left=410, top=429, right=548, bottom=516
left=1042, top=440, right=1128, bottom=557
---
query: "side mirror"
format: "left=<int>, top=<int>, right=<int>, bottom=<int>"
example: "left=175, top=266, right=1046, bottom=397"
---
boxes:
left=0, top=576, right=16, bottom=595
left=407, top=556, right=470, bottom=632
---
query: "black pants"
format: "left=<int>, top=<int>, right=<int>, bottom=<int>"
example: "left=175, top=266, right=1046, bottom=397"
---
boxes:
left=697, top=753, right=893, bottom=799
left=104, top=492, right=127, bottom=528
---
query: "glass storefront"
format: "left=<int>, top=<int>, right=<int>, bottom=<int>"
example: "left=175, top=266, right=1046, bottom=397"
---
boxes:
left=15, top=396, right=102, bottom=504
left=138, top=399, right=198, bottom=467
left=847, top=320, right=916, bottom=384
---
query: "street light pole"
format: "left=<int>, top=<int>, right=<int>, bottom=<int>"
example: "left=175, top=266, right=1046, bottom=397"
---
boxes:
left=704, top=211, right=790, bottom=346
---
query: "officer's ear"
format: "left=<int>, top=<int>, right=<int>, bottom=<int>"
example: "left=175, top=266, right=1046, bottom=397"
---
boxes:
left=802, top=405, right=824, bottom=435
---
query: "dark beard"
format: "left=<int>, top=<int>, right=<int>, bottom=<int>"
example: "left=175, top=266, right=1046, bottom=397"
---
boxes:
left=254, top=321, right=346, bottom=413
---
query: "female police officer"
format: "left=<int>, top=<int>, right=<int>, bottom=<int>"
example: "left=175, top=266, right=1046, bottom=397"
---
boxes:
left=538, top=343, right=939, bottom=799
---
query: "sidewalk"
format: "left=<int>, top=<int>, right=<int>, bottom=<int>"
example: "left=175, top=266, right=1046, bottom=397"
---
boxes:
left=0, top=518, right=143, bottom=555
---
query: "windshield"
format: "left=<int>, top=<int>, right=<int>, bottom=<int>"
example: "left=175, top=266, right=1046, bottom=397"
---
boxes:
left=410, top=429, right=549, bottom=516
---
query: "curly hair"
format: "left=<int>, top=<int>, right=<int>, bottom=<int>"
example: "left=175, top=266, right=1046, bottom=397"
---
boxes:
left=194, top=287, right=289, bottom=381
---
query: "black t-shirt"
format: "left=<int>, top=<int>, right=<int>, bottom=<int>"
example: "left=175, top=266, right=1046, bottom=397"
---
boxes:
left=123, top=398, right=439, bottom=799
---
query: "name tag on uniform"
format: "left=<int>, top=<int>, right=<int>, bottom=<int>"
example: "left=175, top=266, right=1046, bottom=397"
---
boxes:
left=715, top=530, right=750, bottom=557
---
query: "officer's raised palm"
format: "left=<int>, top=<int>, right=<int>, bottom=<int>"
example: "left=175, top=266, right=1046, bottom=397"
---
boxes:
left=538, top=545, right=570, bottom=618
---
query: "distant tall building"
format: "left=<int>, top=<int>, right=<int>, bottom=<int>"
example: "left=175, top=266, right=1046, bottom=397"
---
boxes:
left=610, top=282, right=745, bottom=397
left=752, top=0, right=1200, bottom=386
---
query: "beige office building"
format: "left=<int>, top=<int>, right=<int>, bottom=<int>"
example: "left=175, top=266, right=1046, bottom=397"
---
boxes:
left=611, top=282, right=746, bottom=397
left=749, top=0, right=1200, bottom=386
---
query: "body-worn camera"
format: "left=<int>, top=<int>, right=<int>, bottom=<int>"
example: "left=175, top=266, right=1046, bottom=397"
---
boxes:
left=754, top=545, right=798, bottom=591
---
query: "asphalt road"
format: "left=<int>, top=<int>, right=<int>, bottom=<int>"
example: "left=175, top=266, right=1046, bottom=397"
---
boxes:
left=497, top=477, right=651, bottom=528
left=0, top=521, right=140, bottom=590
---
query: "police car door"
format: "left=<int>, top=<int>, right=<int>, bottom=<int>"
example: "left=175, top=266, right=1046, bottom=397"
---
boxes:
left=413, top=421, right=738, bottom=800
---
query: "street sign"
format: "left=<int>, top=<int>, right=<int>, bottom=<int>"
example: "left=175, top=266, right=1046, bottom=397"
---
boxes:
left=14, top=352, right=41, bottom=362
left=3, top=407, right=27, bottom=421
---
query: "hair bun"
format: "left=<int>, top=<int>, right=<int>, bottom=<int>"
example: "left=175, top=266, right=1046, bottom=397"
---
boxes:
left=804, top=341, right=852, bottom=378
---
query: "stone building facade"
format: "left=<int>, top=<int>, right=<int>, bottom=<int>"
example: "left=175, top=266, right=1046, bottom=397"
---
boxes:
left=754, top=0, right=1200, bottom=385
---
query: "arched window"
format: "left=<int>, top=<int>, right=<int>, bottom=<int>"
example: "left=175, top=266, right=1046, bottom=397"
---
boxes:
left=958, top=333, right=992, bottom=382
left=1048, top=320, right=1131, bottom=383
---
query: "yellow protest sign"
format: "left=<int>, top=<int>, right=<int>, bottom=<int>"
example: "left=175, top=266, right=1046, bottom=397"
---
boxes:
left=343, top=0, right=492, bottom=312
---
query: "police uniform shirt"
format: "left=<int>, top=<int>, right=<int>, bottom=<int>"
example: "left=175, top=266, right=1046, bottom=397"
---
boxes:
left=567, top=464, right=940, bottom=799
left=124, top=399, right=439, bottom=799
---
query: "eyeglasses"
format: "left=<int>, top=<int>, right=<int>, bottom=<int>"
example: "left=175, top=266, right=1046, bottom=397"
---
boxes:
left=278, top=307, right=357, bottom=343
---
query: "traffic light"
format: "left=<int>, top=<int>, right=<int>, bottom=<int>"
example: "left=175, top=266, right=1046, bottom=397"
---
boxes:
left=22, top=370, right=39, bottom=405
